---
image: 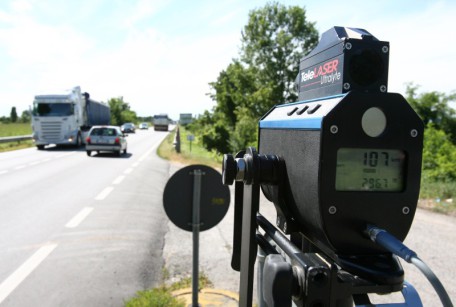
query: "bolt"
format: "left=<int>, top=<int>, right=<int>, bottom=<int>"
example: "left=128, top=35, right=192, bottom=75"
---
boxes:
left=330, top=125, right=338, bottom=134
left=402, top=207, right=410, bottom=215
left=382, top=46, right=389, bottom=53
left=410, top=129, right=418, bottom=137
left=283, top=222, right=288, bottom=233
left=343, top=83, right=351, bottom=90
left=380, top=85, right=387, bottom=92
left=345, top=42, right=352, bottom=50
left=329, top=206, right=337, bottom=215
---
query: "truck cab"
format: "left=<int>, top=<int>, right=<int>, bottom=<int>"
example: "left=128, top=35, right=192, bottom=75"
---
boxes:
left=31, top=86, right=110, bottom=149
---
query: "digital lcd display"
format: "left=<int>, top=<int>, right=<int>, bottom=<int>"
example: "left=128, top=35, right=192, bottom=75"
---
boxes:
left=335, top=148, right=405, bottom=191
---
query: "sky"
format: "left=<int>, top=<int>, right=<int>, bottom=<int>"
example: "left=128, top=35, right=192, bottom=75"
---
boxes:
left=0, top=0, right=455, bottom=120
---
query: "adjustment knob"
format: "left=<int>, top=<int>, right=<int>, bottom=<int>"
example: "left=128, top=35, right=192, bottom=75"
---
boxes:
left=263, top=254, right=293, bottom=306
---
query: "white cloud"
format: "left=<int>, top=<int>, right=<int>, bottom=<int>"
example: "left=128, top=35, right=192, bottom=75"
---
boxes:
left=10, top=0, right=32, bottom=13
left=121, top=0, right=170, bottom=29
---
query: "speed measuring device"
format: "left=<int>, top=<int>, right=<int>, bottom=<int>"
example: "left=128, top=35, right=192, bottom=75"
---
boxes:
left=258, top=91, right=424, bottom=257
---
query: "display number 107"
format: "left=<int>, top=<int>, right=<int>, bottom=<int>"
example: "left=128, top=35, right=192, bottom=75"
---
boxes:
left=364, top=151, right=389, bottom=167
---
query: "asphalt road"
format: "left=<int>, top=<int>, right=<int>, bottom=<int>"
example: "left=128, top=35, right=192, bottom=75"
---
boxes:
left=0, top=128, right=170, bottom=306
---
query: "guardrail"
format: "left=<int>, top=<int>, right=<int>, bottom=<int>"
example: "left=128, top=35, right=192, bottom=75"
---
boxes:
left=0, top=135, right=32, bottom=144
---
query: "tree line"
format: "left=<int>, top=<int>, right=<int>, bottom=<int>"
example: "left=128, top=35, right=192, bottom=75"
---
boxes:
left=187, top=2, right=456, bottom=185
left=0, top=107, right=31, bottom=123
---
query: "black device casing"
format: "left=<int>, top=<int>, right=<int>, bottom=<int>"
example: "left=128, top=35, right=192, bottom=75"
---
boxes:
left=297, top=27, right=389, bottom=101
left=259, top=92, right=423, bottom=257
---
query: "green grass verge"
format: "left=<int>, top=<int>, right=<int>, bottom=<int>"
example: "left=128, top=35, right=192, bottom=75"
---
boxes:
left=125, top=287, right=185, bottom=307
left=124, top=270, right=213, bottom=307
left=0, top=123, right=34, bottom=152
left=0, top=122, right=32, bottom=137
left=157, top=126, right=223, bottom=170
left=0, top=140, right=34, bottom=153
left=419, top=179, right=456, bottom=215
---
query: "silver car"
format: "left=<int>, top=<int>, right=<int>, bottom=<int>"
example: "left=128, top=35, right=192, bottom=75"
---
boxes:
left=138, top=122, right=149, bottom=130
left=86, top=126, right=127, bottom=157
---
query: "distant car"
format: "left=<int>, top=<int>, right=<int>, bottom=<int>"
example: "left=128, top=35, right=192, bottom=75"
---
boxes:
left=139, top=122, right=149, bottom=130
left=121, top=123, right=135, bottom=133
left=86, top=126, right=127, bottom=157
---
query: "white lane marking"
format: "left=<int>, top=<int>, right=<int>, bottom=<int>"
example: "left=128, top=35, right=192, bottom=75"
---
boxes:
left=132, top=162, right=139, bottom=168
left=112, top=175, right=125, bottom=185
left=138, top=154, right=147, bottom=162
left=14, top=165, right=26, bottom=170
left=0, top=170, right=8, bottom=175
left=0, top=243, right=58, bottom=304
left=137, top=137, right=164, bottom=162
left=41, top=158, right=51, bottom=163
left=124, top=168, right=133, bottom=174
left=139, top=148, right=153, bottom=161
left=28, top=161, right=41, bottom=166
left=65, top=207, right=94, bottom=228
left=95, top=187, right=114, bottom=200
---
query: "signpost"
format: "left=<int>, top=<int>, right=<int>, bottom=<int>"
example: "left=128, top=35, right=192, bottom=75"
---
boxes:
left=163, top=165, right=230, bottom=306
left=187, top=134, right=195, bottom=153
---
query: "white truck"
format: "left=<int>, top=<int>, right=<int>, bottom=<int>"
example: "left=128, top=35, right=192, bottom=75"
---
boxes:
left=153, top=114, right=169, bottom=131
left=31, top=86, right=110, bottom=150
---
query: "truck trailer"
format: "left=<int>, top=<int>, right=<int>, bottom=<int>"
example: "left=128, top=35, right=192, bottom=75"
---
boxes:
left=153, top=114, right=169, bottom=131
left=31, top=86, right=110, bottom=149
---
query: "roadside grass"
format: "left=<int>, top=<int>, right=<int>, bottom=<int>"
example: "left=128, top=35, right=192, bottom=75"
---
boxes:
left=157, top=126, right=223, bottom=170
left=419, top=180, right=456, bottom=216
left=0, top=122, right=34, bottom=152
left=0, top=140, right=34, bottom=153
left=125, top=287, right=185, bottom=307
left=124, top=270, right=213, bottom=307
left=0, top=122, right=32, bottom=136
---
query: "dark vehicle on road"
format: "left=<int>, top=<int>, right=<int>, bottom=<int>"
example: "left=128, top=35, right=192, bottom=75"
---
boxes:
left=153, top=114, right=169, bottom=131
left=86, top=126, right=127, bottom=157
left=121, top=123, right=136, bottom=133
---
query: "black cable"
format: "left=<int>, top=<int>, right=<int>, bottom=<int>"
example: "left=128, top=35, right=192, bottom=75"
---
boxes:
left=410, top=257, right=453, bottom=307
left=366, top=225, right=453, bottom=307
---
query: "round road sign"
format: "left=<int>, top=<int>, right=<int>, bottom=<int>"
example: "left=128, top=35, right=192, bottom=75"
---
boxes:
left=163, top=165, right=230, bottom=232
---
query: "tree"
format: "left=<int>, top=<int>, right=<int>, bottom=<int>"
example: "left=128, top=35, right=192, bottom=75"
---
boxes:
left=209, top=61, right=255, bottom=127
left=230, top=107, right=259, bottom=150
left=10, top=107, right=18, bottom=123
left=422, top=123, right=456, bottom=181
left=188, top=110, right=231, bottom=154
left=240, top=2, right=318, bottom=104
left=107, top=97, right=137, bottom=125
left=406, top=83, right=456, bottom=143
left=21, top=110, right=31, bottom=123
left=193, top=2, right=318, bottom=154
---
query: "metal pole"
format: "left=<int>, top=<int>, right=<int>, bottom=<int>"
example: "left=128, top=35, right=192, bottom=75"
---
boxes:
left=192, top=169, right=202, bottom=307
